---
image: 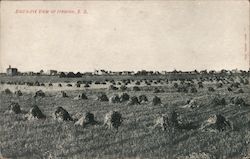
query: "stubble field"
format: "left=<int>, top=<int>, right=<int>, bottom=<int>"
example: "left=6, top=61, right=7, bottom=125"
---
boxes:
left=0, top=75, right=250, bottom=159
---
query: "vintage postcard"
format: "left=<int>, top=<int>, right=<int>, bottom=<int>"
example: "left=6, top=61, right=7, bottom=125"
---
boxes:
left=0, top=0, right=249, bottom=159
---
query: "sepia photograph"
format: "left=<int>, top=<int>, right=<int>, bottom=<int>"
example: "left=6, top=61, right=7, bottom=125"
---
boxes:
left=0, top=0, right=250, bottom=158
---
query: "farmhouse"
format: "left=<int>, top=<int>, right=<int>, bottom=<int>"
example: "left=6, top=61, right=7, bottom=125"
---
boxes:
left=6, top=65, right=18, bottom=76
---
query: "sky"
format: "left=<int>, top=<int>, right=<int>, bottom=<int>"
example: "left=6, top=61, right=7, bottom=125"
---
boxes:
left=0, top=1, right=249, bottom=73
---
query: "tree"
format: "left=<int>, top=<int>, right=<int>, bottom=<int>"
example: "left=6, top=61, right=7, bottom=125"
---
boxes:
left=59, top=72, right=66, bottom=78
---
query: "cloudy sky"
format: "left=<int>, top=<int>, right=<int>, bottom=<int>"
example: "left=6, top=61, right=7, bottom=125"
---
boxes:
left=0, top=1, right=249, bottom=72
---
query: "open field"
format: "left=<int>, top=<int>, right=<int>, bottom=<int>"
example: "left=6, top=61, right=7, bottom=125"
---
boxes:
left=0, top=75, right=250, bottom=159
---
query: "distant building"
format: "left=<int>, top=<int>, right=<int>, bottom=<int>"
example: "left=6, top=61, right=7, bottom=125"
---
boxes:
left=27, top=72, right=35, bottom=76
left=47, top=70, right=58, bottom=75
left=110, top=71, right=122, bottom=76
left=122, top=71, right=135, bottom=75
left=161, top=71, right=168, bottom=75
left=39, top=70, right=44, bottom=75
left=6, top=65, right=18, bottom=76
left=94, top=69, right=109, bottom=75
left=232, top=69, right=240, bottom=74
